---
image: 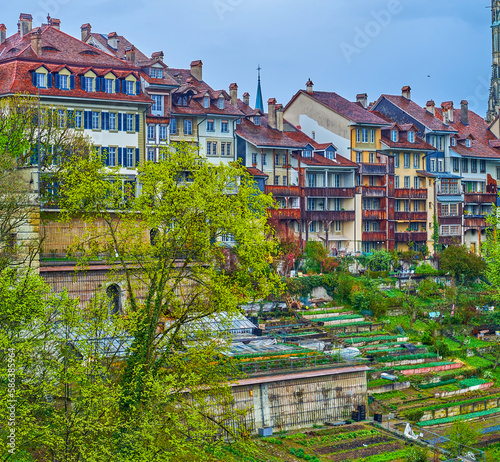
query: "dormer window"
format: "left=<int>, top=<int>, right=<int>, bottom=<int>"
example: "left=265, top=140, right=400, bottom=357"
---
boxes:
left=150, top=68, right=156, bottom=78
left=325, top=150, right=335, bottom=160
left=84, top=76, right=94, bottom=92
left=254, top=116, right=260, bottom=126
left=391, top=130, right=398, bottom=142
left=451, top=137, right=456, bottom=147
left=150, top=68, right=162, bottom=79
left=36, top=73, right=46, bottom=88
left=408, top=131, right=414, bottom=143
left=466, top=139, right=471, bottom=148
left=218, top=97, right=224, bottom=110
left=203, top=96, right=209, bottom=108
left=175, top=94, right=190, bottom=106
left=303, top=150, right=312, bottom=158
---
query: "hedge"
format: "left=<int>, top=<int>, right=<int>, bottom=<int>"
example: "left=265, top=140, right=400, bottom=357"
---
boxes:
left=417, top=407, right=500, bottom=427
left=459, top=378, right=490, bottom=388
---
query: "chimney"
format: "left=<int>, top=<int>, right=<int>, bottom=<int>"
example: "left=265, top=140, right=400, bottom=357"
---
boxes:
left=19, top=13, right=32, bottom=38
left=48, top=15, right=61, bottom=30
left=0, top=24, right=6, bottom=46
left=426, top=100, right=435, bottom=116
left=243, top=92, right=250, bottom=106
left=402, top=85, right=411, bottom=100
left=276, top=104, right=284, bottom=132
left=151, top=51, right=164, bottom=61
left=229, top=83, right=238, bottom=106
left=190, top=60, right=203, bottom=81
left=125, top=46, right=136, bottom=63
left=267, top=98, right=277, bottom=129
left=356, top=93, right=368, bottom=109
left=108, top=32, right=118, bottom=50
left=441, top=102, right=454, bottom=124
left=81, top=23, right=91, bottom=41
left=306, top=78, right=314, bottom=94
left=461, top=100, right=469, bottom=125
left=31, top=28, right=42, bottom=56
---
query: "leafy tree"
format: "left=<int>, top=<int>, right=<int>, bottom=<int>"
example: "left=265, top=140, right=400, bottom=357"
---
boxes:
left=432, top=214, right=440, bottom=254
left=415, top=263, right=438, bottom=276
left=439, top=245, right=486, bottom=284
left=303, top=241, right=328, bottom=274
left=5, top=142, right=280, bottom=461
left=271, top=219, right=302, bottom=277
left=445, top=420, right=481, bottom=457
left=365, top=249, right=392, bottom=272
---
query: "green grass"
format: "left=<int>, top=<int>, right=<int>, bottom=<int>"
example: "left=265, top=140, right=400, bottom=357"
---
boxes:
left=463, top=356, right=494, bottom=368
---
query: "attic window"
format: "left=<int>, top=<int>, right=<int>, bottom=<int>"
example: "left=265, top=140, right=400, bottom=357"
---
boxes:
left=42, top=46, right=59, bottom=52
left=7, top=48, right=19, bottom=54
left=218, top=97, right=224, bottom=110
left=203, top=96, right=209, bottom=108
left=150, top=68, right=163, bottom=79
left=466, top=139, right=471, bottom=148
left=303, top=149, right=312, bottom=158
left=254, top=116, right=260, bottom=126
left=391, top=130, right=398, bottom=142
left=451, top=137, right=456, bottom=147
left=174, top=94, right=190, bottom=106
left=325, top=150, right=335, bottom=160
left=79, top=50, right=100, bottom=56
left=408, top=131, right=414, bottom=143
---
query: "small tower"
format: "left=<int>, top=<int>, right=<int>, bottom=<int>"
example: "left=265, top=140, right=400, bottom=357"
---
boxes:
left=255, top=65, right=264, bottom=112
left=487, top=0, right=500, bottom=122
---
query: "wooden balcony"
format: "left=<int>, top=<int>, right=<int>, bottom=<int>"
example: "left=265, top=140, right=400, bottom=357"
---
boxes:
left=439, top=236, right=461, bottom=246
left=438, top=216, right=462, bottom=225
left=394, top=211, right=427, bottom=221
left=265, top=185, right=300, bottom=197
left=463, top=193, right=497, bottom=205
left=361, top=186, right=386, bottom=198
left=359, top=163, right=387, bottom=175
left=305, top=210, right=355, bottom=222
left=464, top=216, right=487, bottom=228
left=362, top=209, right=386, bottom=220
left=362, top=231, right=386, bottom=242
left=268, top=208, right=301, bottom=221
left=394, top=189, right=428, bottom=199
left=395, top=232, right=428, bottom=243
left=303, top=187, right=355, bottom=198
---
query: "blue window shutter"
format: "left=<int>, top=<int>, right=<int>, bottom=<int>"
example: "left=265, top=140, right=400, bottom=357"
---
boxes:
left=106, top=112, right=110, bottom=130
left=136, top=81, right=140, bottom=95
left=115, top=79, right=120, bottom=93
left=135, top=148, right=140, bottom=167
left=84, top=111, right=91, bottom=130
left=70, top=75, right=75, bottom=90
left=122, top=80, right=127, bottom=94
left=81, top=76, right=86, bottom=90
left=47, top=74, right=53, bottom=88
left=95, top=77, right=100, bottom=92
left=117, top=148, right=122, bottom=166
left=135, top=114, right=140, bottom=132
left=55, top=74, right=60, bottom=89
left=117, top=113, right=122, bottom=131
left=32, top=72, right=37, bottom=87
left=101, top=112, right=106, bottom=130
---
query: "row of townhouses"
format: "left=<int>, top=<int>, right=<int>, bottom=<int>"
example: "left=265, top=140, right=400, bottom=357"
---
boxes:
left=1, top=13, right=500, bottom=259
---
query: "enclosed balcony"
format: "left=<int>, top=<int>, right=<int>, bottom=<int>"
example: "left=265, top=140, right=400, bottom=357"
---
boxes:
left=361, top=186, right=386, bottom=198
left=359, top=163, right=387, bottom=175
left=394, top=211, right=427, bottom=221
left=265, top=185, right=300, bottom=197
left=362, top=209, right=386, bottom=220
left=463, top=192, right=497, bottom=205
left=395, top=232, right=428, bottom=243
left=303, top=187, right=355, bottom=198
left=304, top=210, right=355, bottom=222
left=394, top=189, right=428, bottom=199
left=362, top=231, right=386, bottom=242
left=268, top=208, right=301, bottom=221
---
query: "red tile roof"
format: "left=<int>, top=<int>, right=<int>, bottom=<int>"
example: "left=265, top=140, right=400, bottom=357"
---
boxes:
left=380, top=126, right=435, bottom=151
left=374, top=94, right=456, bottom=132
left=236, top=117, right=305, bottom=149
left=246, top=167, right=268, bottom=177
left=434, top=107, right=500, bottom=159
left=286, top=90, right=389, bottom=125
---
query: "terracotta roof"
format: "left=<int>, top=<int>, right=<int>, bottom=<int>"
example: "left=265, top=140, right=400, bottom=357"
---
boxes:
left=286, top=90, right=389, bottom=125
left=246, top=167, right=268, bottom=177
left=236, top=117, right=305, bottom=149
left=236, top=99, right=261, bottom=117
left=380, top=126, right=435, bottom=151
left=435, top=107, right=500, bottom=159
left=374, top=94, right=456, bottom=132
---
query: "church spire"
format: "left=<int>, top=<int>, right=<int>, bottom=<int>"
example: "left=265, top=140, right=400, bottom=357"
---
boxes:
left=255, top=65, right=264, bottom=112
left=487, top=0, right=500, bottom=122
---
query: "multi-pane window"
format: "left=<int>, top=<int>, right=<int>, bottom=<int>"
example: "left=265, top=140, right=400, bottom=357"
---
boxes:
left=413, top=200, right=419, bottom=212
left=462, top=158, right=468, bottom=173
left=104, top=79, right=114, bottom=93
left=251, top=153, right=258, bottom=165
left=108, top=147, right=116, bottom=167
left=408, top=131, right=414, bottom=143
left=369, top=152, right=375, bottom=163
left=206, top=141, right=217, bottom=156
left=333, top=198, right=341, bottom=211
left=403, top=200, right=410, bottom=212
left=203, top=96, right=209, bottom=108
left=391, top=130, right=398, bottom=142
left=147, top=149, right=155, bottom=162
left=362, top=128, right=368, bottom=143
left=356, top=130, right=361, bottom=143
left=184, top=119, right=192, bottom=135
left=59, top=75, right=68, bottom=90
left=275, top=154, right=280, bottom=166
left=126, top=114, right=134, bottom=132
left=282, top=154, right=287, bottom=165
left=453, top=158, right=459, bottom=172
left=75, top=111, right=82, bottom=129
left=394, top=153, right=399, bottom=168
left=356, top=152, right=362, bottom=163
left=152, top=95, right=163, bottom=114
left=283, top=176, right=287, bottom=186
left=274, top=176, right=279, bottom=186
left=218, top=98, right=224, bottom=109
left=207, top=119, right=215, bottom=132
left=413, top=153, right=420, bottom=169
left=125, top=80, right=135, bottom=95
left=262, top=154, right=267, bottom=165
left=414, top=176, right=420, bottom=189
left=441, top=225, right=460, bottom=235
left=170, top=118, right=176, bottom=134
left=109, top=113, right=116, bottom=131
left=480, top=160, right=486, bottom=173
left=471, top=159, right=477, bottom=173
left=58, top=109, right=65, bottom=128
left=404, top=153, right=410, bottom=168
left=303, top=150, right=312, bottom=158
left=404, top=176, right=410, bottom=188
left=438, top=159, right=444, bottom=172
left=370, top=129, right=375, bottom=143
left=335, top=221, right=342, bottom=232
left=85, top=77, right=93, bottom=92
left=334, top=175, right=341, bottom=188
left=221, top=120, right=229, bottom=133
left=308, top=173, right=316, bottom=188
left=147, top=125, right=155, bottom=140
left=36, top=73, right=46, bottom=88
left=221, top=142, right=231, bottom=156
left=395, top=176, right=400, bottom=188
left=326, top=150, right=334, bottom=160
left=92, top=112, right=99, bottom=130
left=440, top=179, right=459, bottom=194
left=159, top=126, right=167, bottom=140
left=126, top=148, right=134, bottom=168
left=430, top=158, right=436, bottom=172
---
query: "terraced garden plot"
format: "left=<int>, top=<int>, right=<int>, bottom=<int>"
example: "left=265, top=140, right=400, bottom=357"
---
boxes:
left=326, top=441, right=405, bottom=461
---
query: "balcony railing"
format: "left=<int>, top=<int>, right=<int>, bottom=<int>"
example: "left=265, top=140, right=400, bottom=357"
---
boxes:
left=362, top=231, right=386, bottom=242
left=265, top=185, right=300, bottom=197
left=303, top=187, right=355, bottom=198
left=463, top=193, right=497, bottom=205
left=439, top=236, right=461, bottom=246
left=268, top=208, right=301, bottom=221
left=362, top=209, right=386, bottom=220
left=438, top=216, right=462, bottom=225
left=361, top=186, right=386, bottom=198
left=394, top=189, right=428, bottom=199
left=305, top=210, right=355, bottom=222
left=464, top=216, right=487, bottom=228
left=395, top=232, right=428, bottom=243
left=394, top=211, right=427, bottom=221
left=359, top=163, right=387, bottom=175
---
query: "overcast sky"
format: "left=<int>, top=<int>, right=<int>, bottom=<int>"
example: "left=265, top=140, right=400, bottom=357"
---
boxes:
left=2, top=0, right=493, bottom=116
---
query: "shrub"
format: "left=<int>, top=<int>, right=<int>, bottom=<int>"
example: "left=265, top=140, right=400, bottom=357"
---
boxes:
left=415, top=263, right=438, bottom=275
left=405, top=409, right=424, bottom=423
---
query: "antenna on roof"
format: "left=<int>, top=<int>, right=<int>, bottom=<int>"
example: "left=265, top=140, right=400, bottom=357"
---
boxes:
left=255, top=65, right=263, bottom=112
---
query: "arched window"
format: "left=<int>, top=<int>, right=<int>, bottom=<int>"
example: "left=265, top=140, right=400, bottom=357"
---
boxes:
left=106, top=284, right=121, bottom=316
